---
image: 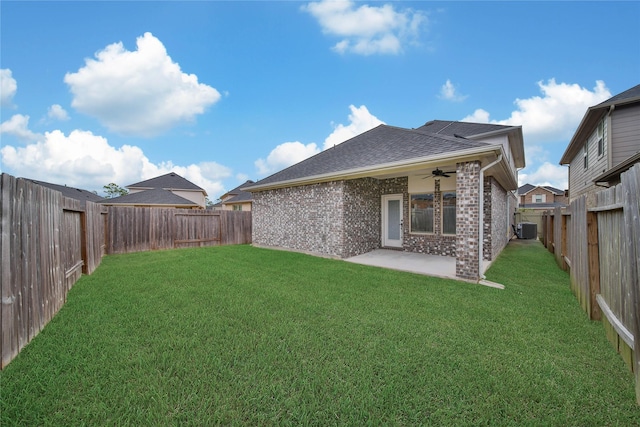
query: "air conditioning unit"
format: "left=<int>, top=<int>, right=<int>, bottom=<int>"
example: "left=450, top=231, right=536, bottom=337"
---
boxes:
left=517, top=222, right=537, bottom=239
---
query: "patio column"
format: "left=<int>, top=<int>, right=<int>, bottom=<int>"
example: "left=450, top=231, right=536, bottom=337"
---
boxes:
left=455, top=161, right=481, bottom=280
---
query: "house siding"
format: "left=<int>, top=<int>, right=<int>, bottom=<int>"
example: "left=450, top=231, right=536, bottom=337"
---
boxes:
left=610, top=104, right=640, bottom=166
left=568, top=117, right=608, bottom=203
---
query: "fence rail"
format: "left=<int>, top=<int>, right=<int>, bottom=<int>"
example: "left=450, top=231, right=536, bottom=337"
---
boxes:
left=1, top=173, right=251, bottom=369
left=542, top=163, right=640, bottom=404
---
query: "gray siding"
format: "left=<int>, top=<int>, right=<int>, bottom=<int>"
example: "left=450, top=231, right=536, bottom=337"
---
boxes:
left=611, top=104, right=640, bottom=166
left=568, top=118, right=608, bottom=202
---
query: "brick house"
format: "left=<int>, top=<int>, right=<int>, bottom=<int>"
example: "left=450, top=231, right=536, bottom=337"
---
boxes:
left=517, top=184, right=568, bottom=210
left=245, top=120, right=525, bottom=281
left=560, top=84, right=640, bottom=203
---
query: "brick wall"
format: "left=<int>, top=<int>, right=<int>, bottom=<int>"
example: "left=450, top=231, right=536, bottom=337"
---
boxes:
left=488, top=177, right=509, bottom=260
left=253, top=175, right=463, bottom=260
left=455, top=161, right=481, bottom=280
left=342, top=178, right=381, bottom=258
left=252, top=181, right=346, bottom=257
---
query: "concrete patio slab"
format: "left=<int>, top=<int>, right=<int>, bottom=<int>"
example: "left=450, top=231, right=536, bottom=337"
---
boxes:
left=346, top=249, right=499, bottom=287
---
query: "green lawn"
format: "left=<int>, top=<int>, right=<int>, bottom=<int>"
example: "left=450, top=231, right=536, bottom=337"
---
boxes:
left=1, top=242, right=638, bottom=425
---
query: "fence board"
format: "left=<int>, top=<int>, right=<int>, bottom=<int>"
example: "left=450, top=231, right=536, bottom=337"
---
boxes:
left=542, top=163, right=640, bottom=403
left=107, top=207, right=251, bottom=254
left=620, top=165, right=640, bottom=404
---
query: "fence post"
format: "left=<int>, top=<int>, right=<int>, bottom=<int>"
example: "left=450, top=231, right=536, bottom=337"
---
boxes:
left=80, top=211, right=88, bottom=274
left=561, top=212, right=568, bottom=271
left=620, top=165, right=640, bottom=405
left=586, top=211, right=601, bottom=321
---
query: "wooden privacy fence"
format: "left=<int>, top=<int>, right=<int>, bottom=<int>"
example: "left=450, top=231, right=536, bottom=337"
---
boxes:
left=542, top=163, right=640, bottom=404
left=1, top=173, right=251, bottom=369
left=1, top=174, right=107, bottom=368
left=106, top=207, right=251, bottom=254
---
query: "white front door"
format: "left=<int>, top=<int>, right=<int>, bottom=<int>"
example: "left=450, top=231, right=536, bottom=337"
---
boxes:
left=382, top=194, right=403, bottom=248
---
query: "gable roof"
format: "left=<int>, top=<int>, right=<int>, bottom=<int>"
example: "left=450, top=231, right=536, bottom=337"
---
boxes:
left=561, top=84, right=640, bottom=164
left=127, top=172, right=207, bottom=195
left=518, top=184, right=564, bottom=196
left=417, top=120, right=514, bottom=138
left=100, top=188, right=199, bottom=207
left=29, top=179, right=104, bottom=205
left=220, top=180, right=254, bottom=201
left=245, top=123, right=511, bottom=191
left=224, top=191, right=253, bottom=204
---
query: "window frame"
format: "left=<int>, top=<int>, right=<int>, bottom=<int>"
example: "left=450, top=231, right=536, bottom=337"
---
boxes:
left=597, top=120, right=604, bottom=158
left=441, top=191, right=457, bottom=235
left=409, top=193, right=435, bottom=234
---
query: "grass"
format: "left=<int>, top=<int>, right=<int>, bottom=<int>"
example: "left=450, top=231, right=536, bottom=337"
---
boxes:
left=1, top=241, right=638, bottom=425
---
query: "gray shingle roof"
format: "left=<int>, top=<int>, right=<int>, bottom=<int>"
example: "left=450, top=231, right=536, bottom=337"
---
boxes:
left=417, top=120, right=514, bottom=137
left=29, top=179, right=104, bottom=205
left=250, top=124, right=491, bottom=188
left=595, top=83, right=640, bottom=107
left=100, top=188, right=199, bottom=207
left=127, top=172, right=205, bottom=194
left=220, top=180, right=255, bottom=202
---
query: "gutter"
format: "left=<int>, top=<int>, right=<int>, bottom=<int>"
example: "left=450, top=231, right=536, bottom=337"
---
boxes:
left=478, top=154, right=503, bottom=281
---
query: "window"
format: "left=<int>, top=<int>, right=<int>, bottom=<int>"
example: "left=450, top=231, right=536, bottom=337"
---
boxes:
left=410, top=193, right=434, bottom=233
left=583, top=143, right=588, bottom=169
left=232, top=204, right=242, bottom=211
left=597, top=120, right=604, bottom=157
left=533, top=194, right=546, bottom=203
left=442, top=192, right=456, bottom=234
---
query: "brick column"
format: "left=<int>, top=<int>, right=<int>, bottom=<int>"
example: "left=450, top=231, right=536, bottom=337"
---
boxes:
left=455, top=161, right=481, bottom=280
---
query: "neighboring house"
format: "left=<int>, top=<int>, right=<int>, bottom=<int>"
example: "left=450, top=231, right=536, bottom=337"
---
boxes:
left=560, top=84, right=640, bottom=203
left=517, top=184, right=568, bottom=210
left=244, top=120, right=525, bottom=281
left=218, top=180, right=254, bottom=211
left=100, top=172, right=207, bottom=209
left=28, top=179, right=104, bottom=206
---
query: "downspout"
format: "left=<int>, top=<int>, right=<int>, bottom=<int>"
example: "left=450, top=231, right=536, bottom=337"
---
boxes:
left=478, top=154, right=503, bottom=280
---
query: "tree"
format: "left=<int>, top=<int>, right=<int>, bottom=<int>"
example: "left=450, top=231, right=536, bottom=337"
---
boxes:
left=103, top=183, right=129, bottom=198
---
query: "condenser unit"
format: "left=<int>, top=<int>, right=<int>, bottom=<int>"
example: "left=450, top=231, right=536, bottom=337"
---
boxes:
left=517, top=222, right=537, bottom=239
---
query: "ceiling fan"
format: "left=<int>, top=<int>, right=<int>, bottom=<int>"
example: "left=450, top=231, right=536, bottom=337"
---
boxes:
left=421, top=168, right=456, bottom=179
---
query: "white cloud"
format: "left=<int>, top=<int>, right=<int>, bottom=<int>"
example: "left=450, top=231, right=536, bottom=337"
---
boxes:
left=255, top=141, right=320, bottom=176
left=462, top=79, right=611, bottom=144
left=518, top=162, right=568, bottom=190
left=47, top=104, right=69, bottom=121
left=439, top=79, right=467, bottom=102
left=303, top=0, right=426, bottom=55
left=0, top=128, right=229, bottom=197
left=255, top=104, right=384, bottom=176
left=64, top=32, right=221, bottom=137
left=323, top=104, right=384, bottom=149
left=0, top=114, right=42, bottom=142
left=1, top=69, right=17, bottom=106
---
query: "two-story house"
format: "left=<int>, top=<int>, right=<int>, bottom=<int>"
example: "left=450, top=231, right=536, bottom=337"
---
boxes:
left=518, top=184, right=568, bottom=210
left=560, top=84, right=640, bottom=203
left=101, top=172, right=207, bottom=209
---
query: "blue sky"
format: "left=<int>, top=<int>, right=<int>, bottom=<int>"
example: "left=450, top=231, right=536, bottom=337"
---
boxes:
left=1, top=1, right=638, bottom=199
